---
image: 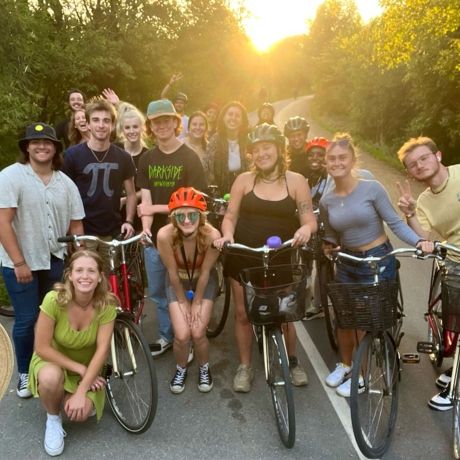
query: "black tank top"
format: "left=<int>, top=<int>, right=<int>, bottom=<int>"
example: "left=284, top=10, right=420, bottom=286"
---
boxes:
left=234, top=177, right=298, bottom=247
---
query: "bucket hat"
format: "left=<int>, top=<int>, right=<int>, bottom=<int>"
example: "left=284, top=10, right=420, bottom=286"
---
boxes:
left=146, top=99, right=181, bottom=121
left=18, top=122, right=63, bottom=154
left=174, top=92, right=188, bottom=103
left=0, top=323, right=14, bottom=400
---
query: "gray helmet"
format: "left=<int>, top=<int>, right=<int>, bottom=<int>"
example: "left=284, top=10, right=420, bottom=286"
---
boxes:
left=283, top=116, right=310, bottom=136
left=248, top=123, right=285, bottom=150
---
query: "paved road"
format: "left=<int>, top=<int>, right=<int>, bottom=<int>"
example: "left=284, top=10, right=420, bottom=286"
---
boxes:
left=0, top=97, right=452, bottom=459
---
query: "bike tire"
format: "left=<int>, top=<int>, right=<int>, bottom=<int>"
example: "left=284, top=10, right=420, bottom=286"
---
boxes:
left=266, top=327, right=295, bottom=448
left=105, top=316, right=158, bottom=434
left=206, top=259, right=231, bottom=338
left=350, top=332, right=399, bottom=458
left=318, top=257, right=338, bottom=351
left=453, top=360, right=460, bottom=459
left=428, top=268, right=444, bottom=367
left=0, top=305, right=14, bottom=317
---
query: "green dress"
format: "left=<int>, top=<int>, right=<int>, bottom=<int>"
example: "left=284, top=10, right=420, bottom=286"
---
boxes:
left=28, top=291, right=117, bottom=420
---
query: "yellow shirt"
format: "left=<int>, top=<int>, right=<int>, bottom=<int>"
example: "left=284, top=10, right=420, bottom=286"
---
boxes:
left=416, top=164, right=460, bottom=262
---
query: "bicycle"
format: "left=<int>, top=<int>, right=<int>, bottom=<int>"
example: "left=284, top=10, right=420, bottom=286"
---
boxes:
left=415, top=242, right=460, bottom=458
left=221, top=237, right=309, bottom=448
left=309, top=208, right=338, bottom=351
left=57, top=233, right=157, bottom=434
left=203, top=185, right=231, bottom=338
left=326, top=247, right=423, bottom=458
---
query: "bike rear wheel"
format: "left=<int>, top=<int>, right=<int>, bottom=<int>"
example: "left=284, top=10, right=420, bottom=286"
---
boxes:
left=453, top=358, right=460, bottom=459
left=105, top=316, right=157, bottom=433
left=318, top=257, right=338, bottom=351
left=265, top=327, right=295, bottom=448
left=428, top=268, right=444, bottom=367
left=207, top=258, right=230, bottom=338
left=350, top=332, right=399, bottom=458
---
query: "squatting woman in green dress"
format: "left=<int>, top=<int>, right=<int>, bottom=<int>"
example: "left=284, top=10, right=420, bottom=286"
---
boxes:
left=28, top=250, right=117, bottom=457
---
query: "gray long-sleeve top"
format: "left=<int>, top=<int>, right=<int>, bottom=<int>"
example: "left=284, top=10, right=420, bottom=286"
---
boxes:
left=319, top=179, right=420, bottom=248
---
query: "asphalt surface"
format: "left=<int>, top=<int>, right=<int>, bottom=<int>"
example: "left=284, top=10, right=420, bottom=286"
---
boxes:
left=0, top=96, right=453, bottom=459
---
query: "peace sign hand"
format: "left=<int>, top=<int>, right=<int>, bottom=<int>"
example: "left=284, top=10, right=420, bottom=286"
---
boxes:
left=397, top=180, right=417, bottom=216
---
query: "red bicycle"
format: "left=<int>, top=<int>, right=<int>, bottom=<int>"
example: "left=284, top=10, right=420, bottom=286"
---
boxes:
left=58, top=233, right=157, bottom=434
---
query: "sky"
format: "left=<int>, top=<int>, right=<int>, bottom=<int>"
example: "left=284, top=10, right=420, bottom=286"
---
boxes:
left=232, top=0, right=383, bottom=52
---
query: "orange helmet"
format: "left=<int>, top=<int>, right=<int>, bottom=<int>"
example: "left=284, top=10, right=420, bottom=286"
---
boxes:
left=306, top=137, right=329, bottom=153
left=168, top=187, right=207, bottom=212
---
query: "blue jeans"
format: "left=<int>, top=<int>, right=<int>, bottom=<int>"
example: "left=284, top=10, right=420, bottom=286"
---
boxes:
left=144, top=246, right=173, bottom=342
left=335, top=241, right=397, bottom=284
left=2, top=255, right=64, bottom=373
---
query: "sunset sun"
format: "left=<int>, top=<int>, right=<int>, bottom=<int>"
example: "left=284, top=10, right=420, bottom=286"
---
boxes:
left=233, top=0, right=383, bottom=53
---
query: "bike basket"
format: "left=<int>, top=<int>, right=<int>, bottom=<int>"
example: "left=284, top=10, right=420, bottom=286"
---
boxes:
left=239, top=264, right=307, bottom=325
left=441, top=276, right=460, bottom=333
left=326, top=280, right=399, bottom=331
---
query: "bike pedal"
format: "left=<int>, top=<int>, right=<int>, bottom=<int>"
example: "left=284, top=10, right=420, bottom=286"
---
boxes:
left=402, top=353, right=420, bottom=364
left=417, top=341, right=435, bottom=354
left=149, top=343, right=161, bottom=352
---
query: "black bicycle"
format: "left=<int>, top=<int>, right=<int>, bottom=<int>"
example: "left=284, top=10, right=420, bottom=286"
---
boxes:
left=326, top=247, right=424, bottom=458
left=222, top=237, right=309, bottom=448
left=203, top=185, right=231, bottom=338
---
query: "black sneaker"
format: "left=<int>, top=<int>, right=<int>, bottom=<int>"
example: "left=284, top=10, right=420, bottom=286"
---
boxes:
left=170, top=366, right=187, bottom=394
left=198, top=364, right=213, bottom=393
left=16, top=373, right=32, bottom=398
left=428, top=386, right=453, bottom=411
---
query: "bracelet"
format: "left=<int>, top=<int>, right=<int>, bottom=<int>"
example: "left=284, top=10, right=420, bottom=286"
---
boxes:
left=124, top=220, right=134, bottom=225
left=13, top=260, right=26, bottom=267
left=405, top=212, right=416, bottom=219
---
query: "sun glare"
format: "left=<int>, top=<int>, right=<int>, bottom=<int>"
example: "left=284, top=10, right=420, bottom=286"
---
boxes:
left=234, top=0, right=383, bottom=53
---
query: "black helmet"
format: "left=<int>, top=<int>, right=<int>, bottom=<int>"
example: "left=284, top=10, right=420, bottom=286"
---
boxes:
left=247, top=123, right=285, bottom=150
left=283, top=116, right=310, bottom=136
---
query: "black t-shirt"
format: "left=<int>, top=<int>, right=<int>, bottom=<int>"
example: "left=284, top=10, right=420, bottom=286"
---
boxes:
left=63, top=142, right=136, bottom=236
left=137, top=143, right=207, bottom=242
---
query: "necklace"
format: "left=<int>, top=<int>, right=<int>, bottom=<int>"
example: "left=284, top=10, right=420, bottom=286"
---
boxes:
left=431, top=172, right=450, bottom=195
left=260, top=174, right=282, bottom=184
left=88, top=145, right=110, bottom=163
left=73, top=298, right=93, bottom=310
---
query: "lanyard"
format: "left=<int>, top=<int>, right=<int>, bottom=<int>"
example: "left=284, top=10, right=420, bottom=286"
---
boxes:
left=180, top=243, right=198, bottom=300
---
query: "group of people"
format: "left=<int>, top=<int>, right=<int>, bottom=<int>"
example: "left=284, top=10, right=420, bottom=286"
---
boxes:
left=0, top=81, right=458, bottom=457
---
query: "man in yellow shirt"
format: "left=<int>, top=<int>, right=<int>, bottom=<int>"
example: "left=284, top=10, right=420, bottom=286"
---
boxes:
left=397, top=136, right=460, bottom=411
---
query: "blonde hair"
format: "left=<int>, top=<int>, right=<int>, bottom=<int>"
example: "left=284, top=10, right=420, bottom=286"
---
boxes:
left=397, top=136, right=438, bottom=164
left=117, top=107, right=148, bottom=147
left=250, top=142, right=290, bottom=181
left=54, top=250, right=117, bottom=313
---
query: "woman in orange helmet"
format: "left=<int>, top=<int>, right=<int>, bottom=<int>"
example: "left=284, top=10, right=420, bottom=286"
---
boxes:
left=157, top=187, right=221, bottom=394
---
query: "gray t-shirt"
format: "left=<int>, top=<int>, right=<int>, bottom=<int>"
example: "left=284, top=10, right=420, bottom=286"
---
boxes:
left=0, top=163, right=85, bottom=270
left=319, top=179, right=420, bottom=248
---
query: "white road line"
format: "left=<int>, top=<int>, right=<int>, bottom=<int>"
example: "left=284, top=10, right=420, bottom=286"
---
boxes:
left=294, top=322, right=370, bottom=460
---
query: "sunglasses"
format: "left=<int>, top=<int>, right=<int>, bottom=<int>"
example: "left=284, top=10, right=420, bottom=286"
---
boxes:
left=328, top=139, right=350, bottom=149
left=173, top=211, right=200, bottom=224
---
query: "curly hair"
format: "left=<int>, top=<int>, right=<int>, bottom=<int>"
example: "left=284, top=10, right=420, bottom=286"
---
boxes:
left=54, top=250, right=117, bottom=313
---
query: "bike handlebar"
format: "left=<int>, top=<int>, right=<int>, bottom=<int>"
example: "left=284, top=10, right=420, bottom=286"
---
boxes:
left=434, top=241, right=460, bottom=257
left=57, top=233, right=152, bottom=247
left=332, top=247, right=425, bottom=265
left=220, top=239, right=297, bottom=254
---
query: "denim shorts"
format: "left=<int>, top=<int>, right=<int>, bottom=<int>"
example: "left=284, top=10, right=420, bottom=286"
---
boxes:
left=335, top=240, right=397, bottom=284
left=165, top=268, right=218, bottom=303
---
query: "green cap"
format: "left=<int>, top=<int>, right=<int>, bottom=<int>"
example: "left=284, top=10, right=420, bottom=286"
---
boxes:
left=146, top=99, right=180, bottom=120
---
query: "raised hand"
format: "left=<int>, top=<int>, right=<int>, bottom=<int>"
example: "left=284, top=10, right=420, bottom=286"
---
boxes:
left=397, top=180, right=417, bottom=216
left=169, top=73, right=183, bottom=85
left=101, top=88, right=120, bottom=105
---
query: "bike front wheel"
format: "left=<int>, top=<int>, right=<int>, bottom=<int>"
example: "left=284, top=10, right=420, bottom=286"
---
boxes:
left=105, top=316, right=158, bottom=433
left=453, top=361, right=460, bottom=459
left=350, top=332, right=399, bottom=458
left=265, top=327, right=295, bottom=448
left=206, top=259, right=230, bottom=338
left=318, top=257, right=338, bottom=351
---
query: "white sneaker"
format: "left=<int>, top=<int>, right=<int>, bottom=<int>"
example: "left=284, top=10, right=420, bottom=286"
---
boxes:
left=325, top=363, right=351, bottom=388
left=44, top=415, right=66, bottom=456
left=336, top=376, right=365, bottom=398
left=151, top=337, right=172, bottom=357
